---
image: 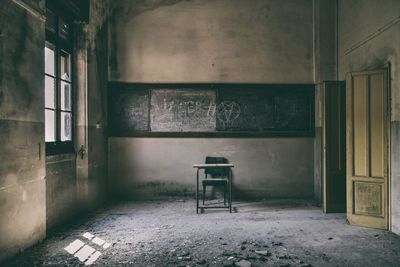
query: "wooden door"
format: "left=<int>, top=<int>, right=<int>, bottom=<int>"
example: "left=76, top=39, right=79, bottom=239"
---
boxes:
left=346, top=70, right=389, bottom=229
left=324, top=81, right=346, bottom=213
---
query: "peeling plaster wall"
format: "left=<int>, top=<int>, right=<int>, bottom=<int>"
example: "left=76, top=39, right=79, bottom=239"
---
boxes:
left=0, top=0, right=110, bottom=262
left=46, top=0, right=110, bottom=228
left=74, top=0, right=110, bottom=211
left=108, top=0, right=315, bottom=199
left=337, top=0, right=400, bottom=233
left=312, top=0, right=338, bottom=205
left=86, top=0, right=110, bottom=207
left=0, top=0, right=46, bottom=261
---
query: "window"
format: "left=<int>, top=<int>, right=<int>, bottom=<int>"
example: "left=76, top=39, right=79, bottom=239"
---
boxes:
left=44, top=8, right=74, bottom=154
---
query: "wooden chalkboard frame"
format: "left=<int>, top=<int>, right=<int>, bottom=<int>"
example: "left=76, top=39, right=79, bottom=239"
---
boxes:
left=108, top=82, right=315, bottom=137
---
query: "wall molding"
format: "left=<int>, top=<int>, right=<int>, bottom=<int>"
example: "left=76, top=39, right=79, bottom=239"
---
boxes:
left=344, top=15, right=400, bottom=55
left=12, top=0, right=45, bottom=22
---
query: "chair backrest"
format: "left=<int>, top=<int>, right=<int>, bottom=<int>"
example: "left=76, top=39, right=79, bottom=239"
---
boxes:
left=205, top=156, right=229, bottom=178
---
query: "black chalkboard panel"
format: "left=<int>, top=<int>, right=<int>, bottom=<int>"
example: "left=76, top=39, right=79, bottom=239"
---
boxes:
left=216, top=86, right=313, bottom=133
left=108, top=87, right=149, bottom=135
left=108, top=83, right=315, bottom=137
left=150, top=89, right=216, bottom=132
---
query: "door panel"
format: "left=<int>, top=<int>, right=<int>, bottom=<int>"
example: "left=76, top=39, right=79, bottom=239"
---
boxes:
left=346, top=70, right=388, bottom=229
left=323, top=81, right=346, bottom=213
left=353, top=75, right=368, bottom=177
left=370, top=74, right=385, bottom=178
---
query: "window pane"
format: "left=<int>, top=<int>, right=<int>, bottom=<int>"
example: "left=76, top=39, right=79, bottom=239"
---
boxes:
left=61, top=112, right=72, bottom=141
left=45, top=76, right=55, bottom=109
left=60, top=51, right=71, bottom=81
left=45, top=46, right=55, bottom=76
left=59, top=18, right=70, bottom=40
left=61, top=81, right=71, bottom=111
left=45, top=109, right=56, bottom=142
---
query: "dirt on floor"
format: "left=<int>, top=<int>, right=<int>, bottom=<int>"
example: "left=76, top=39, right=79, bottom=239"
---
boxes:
left=3, top=198, right=400, bottom=267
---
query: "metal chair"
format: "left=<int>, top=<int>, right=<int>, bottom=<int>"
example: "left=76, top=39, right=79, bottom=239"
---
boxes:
left=202, top=156, right=229, bottom=205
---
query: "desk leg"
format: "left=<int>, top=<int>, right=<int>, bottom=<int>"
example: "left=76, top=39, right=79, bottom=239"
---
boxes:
left=229, top=168, right=232, bottom=213
left=196, top=169, right=199, bottom=214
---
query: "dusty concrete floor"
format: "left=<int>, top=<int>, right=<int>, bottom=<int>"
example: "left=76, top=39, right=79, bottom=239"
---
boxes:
left=3, top=199, right=400, bottom=267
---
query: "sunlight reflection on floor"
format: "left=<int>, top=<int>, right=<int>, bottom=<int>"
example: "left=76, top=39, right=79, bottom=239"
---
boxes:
left=64, top=232, right=111, bottom=265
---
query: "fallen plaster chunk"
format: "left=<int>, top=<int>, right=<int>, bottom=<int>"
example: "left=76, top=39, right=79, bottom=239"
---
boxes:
left=255, top=250, right=271, bottom=256
left=92, top=237, right=105, bottom=246
left=74, top=245, right=96, bottom=262
left=235, top=259, right=252, bottom=267
left=85, top=251, right=102, bottom=265
left=83, top=232, right=95, bottom=240
left=103, top=242, right=111, bottom=249
left=64, top=239, right=85, bottom=255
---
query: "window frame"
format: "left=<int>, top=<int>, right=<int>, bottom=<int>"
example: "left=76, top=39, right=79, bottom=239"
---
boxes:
left=45, top=7, right=75, bottom=155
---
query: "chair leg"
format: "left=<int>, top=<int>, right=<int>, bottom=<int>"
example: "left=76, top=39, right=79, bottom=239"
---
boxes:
left=224, top=185, right=226, bottom=206
left=203, top=186, right=206, bottom=205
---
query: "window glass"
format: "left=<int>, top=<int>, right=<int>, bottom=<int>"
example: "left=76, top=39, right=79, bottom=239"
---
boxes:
left=45, top=46, right=55, bottom=76
left=45, top=9, right=74, bottom=153
left=45, top=76, right=55, bottom=109
left=61, top=112, right=72, bottom=141
left=45, top=109, right=56, bottom=142
left=61, top=81, right=71, bottom=111
left=60, top=51, right=71, bottom=81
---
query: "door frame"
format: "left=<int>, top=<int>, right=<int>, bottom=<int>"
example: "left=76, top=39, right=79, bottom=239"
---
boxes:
left=322, top=81, right=347, bottom=213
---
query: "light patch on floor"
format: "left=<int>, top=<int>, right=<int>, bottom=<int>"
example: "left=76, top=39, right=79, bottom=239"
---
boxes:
left=92, top=237, right=105, bottom=246
left=103, top=242, right=111, bottom=249
left=85, top=251, right=102, bottom=266
left=75, top=245, right=96, bottom=262
left=64, top=232, right=111, bottom=265
left=64, top=239, right=85, bottom=255
left=83, top=232, right=94, bottom=240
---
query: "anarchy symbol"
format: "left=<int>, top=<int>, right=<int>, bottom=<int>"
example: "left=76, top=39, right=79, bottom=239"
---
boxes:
left=217, top=101, right=241, bottom=124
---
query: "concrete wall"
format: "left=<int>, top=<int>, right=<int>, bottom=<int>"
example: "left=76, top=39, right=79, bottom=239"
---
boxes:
left=109, top=0, right=314, bottom=83
left=46, top=154, right=77, bottom=229
left=109, top=138, right=314, bottom=199
left=337, top=0, right=400, bottom=233
left=0, top=0, right=46, bottom=261
left=312, top=0, right=338, bottom=204
left=86, top=0, right=110, bottom=208
left=0, top=0, right=110, bottom=262
left=45, top=0, right=110, bottom=229
left=108, top=0, right=315, bottom=199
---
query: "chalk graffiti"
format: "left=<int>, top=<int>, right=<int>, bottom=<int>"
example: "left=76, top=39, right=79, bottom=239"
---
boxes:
left=217, top=101, right=240, bottom=125
left=160, top=98, right=216, bottom=119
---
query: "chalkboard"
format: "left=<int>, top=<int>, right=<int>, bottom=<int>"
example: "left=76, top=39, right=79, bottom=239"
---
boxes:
left=217, top=86, right=313, bottom=132
left=108, top=83, right=315, bottom=137
left=108, top=87, right=149, bottom=135
left=150, top=89, right=216, bottom=132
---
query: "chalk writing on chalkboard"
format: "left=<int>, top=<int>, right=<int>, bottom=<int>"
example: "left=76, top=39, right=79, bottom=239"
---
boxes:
left=108, top=83, right=314, bottom=136
left=216, top=87, right=312, bottom=132
left=109, top=88, right=149, bottom=134
left=217, top=101, right=241, bottom=127
left=150, top=89, right=216, bottom=132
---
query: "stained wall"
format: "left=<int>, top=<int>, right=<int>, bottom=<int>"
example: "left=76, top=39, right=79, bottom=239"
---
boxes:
left=0, top=0, right=46, bottom=261
left=108, top=0, right=315, bottom=199
left=337, top=0, right=400, bottom=234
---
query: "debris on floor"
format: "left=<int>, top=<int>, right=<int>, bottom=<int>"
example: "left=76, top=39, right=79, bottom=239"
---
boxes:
left=3, top=199, right=400, bottom=267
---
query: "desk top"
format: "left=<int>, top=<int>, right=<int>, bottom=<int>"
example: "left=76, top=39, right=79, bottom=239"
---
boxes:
left=193, top=163, right=234, bottom=168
